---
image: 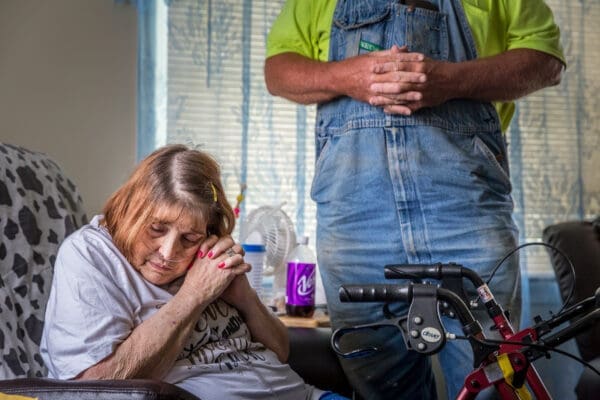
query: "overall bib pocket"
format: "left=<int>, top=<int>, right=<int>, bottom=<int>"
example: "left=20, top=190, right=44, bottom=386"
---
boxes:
left=333, top=0, right=449, bottom=60
left=334, top=1, right=391, bottom=57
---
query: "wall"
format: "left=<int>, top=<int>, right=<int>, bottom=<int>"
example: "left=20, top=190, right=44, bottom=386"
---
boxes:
left=0, top=0, right=137, bottom=216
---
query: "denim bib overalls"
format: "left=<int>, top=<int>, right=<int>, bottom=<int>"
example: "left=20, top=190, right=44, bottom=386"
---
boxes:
left=310, top=1, right=520, bottom=398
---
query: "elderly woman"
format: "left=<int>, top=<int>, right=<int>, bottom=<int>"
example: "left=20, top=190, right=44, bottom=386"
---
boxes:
left=40, top=144, right=343, bottom=400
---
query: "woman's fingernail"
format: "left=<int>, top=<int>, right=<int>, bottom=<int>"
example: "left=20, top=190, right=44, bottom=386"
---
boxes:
left=207, top=251, right=214, bottom=259
left=217, top=262, right=226, bottom=269
left=197, top=250, right=204, bottom=258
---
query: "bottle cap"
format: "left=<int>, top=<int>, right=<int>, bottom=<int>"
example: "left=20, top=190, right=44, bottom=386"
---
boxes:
left=242, top=244, right=266, bottom=252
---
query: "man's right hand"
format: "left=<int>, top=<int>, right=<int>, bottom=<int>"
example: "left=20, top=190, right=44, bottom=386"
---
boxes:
left=340, top=45, right=426, bottom=106
left=264, top=45, right=426, bottom=107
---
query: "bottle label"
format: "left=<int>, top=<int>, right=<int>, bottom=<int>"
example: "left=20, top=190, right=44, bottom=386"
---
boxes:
left=286, top=262, right=316, bottom=306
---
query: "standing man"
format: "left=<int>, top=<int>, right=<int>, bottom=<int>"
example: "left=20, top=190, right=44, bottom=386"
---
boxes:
left=264, top=1, right=564, bottom=399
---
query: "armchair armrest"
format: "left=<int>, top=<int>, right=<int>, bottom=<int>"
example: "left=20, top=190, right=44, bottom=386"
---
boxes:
left=0, top=378, right=200, bottom=400
left=575, top=357, right=600, bottom=400
left=0, top=328, right=353, bottom=399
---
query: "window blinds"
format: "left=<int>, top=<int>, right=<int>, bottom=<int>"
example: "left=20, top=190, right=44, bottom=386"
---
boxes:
left=165, top=0, right=317, bottom=243
left=151, top=0, right=598, bottom=275
left=506, top=1, right=599, bottom=274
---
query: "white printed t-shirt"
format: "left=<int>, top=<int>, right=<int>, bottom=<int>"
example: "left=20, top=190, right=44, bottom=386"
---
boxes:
left=40, top=215, right=322, bottom=400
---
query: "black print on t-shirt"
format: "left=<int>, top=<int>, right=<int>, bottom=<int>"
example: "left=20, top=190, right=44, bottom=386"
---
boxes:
left=215, top=344, right=268, bottom=371
left=222, top=314, right=243, bottom=338
left=176, top=300, right=260, bottom=370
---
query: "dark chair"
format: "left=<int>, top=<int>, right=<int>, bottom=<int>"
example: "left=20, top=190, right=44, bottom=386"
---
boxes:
left=0, top=378, right=199, bottom=400
left=542, top=218, right=600, bottom=400
left=288, top=327, right=353, bottom=397
left=0, top=142, right=352, bottom=399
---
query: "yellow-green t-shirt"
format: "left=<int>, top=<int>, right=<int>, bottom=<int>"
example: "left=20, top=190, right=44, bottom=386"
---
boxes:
left=266, top=0, right=565, bottom=132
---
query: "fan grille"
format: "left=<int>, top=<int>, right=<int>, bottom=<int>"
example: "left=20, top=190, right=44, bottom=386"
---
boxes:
left=240, top=206, right=296, bottom=275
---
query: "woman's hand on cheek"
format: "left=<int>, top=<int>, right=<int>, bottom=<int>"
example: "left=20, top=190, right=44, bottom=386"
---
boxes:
left=180, top=235, right=250, bottom=305
left=196, top=234, right=248, bottom=271
left=195, top=234, right=220, bottom=260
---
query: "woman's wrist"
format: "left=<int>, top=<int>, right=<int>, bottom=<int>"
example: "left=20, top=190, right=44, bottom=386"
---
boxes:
left=231, top=287, right=263, bottom=317
left=175, top=282, right=215, bottom=314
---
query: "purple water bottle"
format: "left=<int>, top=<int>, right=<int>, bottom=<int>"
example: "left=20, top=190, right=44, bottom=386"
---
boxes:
left=285, top=236, right=316, bottom=318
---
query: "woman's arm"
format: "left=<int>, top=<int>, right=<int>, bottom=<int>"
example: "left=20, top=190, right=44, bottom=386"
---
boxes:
left=77, top=236, right=250, bottom=380
left=221, top=276, right=290, bottom=362
left=76, top=290, right=210, bottom=380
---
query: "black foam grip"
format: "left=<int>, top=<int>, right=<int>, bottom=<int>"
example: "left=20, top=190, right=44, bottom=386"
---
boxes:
left=384, top=264, right=444, bottom=279
left=339, top=284, right=411, bottom=303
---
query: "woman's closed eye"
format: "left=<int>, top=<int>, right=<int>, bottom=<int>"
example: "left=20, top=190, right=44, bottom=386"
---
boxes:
left=182, top=233, right=204, bottom=245
left=149, top=223, right=167, bottom=236
left=147, top=221, right=205, bottom=246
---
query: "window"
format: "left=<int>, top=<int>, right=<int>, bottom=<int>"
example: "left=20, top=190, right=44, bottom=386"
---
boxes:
left=138, top=0, right=316, bottom=244
left=506, top=1, right=600, bottom=275
left=137, top=0, right=599, bottom=277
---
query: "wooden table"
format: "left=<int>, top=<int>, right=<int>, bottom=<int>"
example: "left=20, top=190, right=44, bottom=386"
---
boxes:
left=278, top=309, right=331, bottom=328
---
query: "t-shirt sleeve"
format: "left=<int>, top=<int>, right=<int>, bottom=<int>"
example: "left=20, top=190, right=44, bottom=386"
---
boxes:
left=505, top=0, right=565, bottom=64
left=41, top=233, right=134, bottom=379
left=266, top=0, right=334, bottom=61
left=266, top=0, right=316, bottom=59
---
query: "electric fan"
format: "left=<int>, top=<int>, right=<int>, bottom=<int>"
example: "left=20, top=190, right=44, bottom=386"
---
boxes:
left=240, top=204, right=297, bottom=276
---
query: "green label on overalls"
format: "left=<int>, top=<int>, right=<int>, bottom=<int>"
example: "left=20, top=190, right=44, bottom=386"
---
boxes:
left=359, top=39, right=383, bottom=52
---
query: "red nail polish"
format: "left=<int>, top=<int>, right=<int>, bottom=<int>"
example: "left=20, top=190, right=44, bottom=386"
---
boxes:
left=197, top=250, right=204, bottom=258
left=207, top=251, right=214, bottom=259
left=217, top=262, right=225, bottom=269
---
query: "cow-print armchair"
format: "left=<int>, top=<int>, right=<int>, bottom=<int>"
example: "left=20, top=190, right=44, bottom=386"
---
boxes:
left=0, top=142, right=353, bottom=399
left=0, top=143, right=199, bottom=399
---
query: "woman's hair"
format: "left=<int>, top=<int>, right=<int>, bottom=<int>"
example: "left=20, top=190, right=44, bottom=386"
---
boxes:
left=102, top=144, right=235, bottom=262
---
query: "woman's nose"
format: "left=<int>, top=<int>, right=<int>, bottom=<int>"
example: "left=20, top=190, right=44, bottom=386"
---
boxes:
left=158, top=233, right=181, bottom=261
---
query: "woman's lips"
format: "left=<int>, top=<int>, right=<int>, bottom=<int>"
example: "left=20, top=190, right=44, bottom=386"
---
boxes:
left=148, top=260, right=171, bottom=271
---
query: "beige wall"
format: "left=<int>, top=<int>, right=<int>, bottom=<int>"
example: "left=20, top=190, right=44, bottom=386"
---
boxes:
left=0, top=0, right=137, bottom=215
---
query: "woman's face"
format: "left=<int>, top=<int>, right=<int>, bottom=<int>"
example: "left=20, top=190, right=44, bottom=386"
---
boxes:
left=131, top=208, right=207, bottom=286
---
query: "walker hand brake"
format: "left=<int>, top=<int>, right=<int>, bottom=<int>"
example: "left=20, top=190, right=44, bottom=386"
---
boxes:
left=332, top=283, right=447, bottom=357
left=331, top=304, right=409, bottom=359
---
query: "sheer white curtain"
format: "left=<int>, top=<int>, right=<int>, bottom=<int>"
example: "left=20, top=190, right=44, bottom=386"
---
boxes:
left=137, top=0, right=599, bottom=272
